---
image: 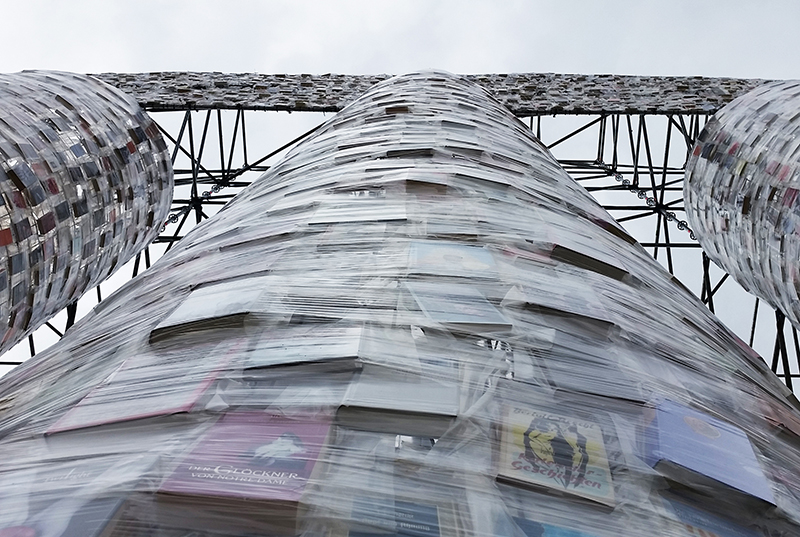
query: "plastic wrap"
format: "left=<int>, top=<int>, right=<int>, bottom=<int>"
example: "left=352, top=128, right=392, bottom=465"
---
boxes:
left=0, top=71, right=798, bottom=537
left=0, top=70, right=172, bottom=355
left=685, top=80, right=800, bottom=330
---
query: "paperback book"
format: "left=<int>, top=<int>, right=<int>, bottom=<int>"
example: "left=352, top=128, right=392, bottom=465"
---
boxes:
left=243, top=325, right=365, bottom=380
left=643, top=400, right=775, bottom=510
left=512, top=516, right=599, bottom=537
left=497, top=404, right=615, bottom=508
left=0, top=495, right=128, bottom=537
left=46, top=341, right=240, bottom=435
left=660, top=494, right=760, bottom=537
left=349, top=496, right=441, bottom=537
left=337, top=370, right=460, bottom=437
left=150, top=275, right=273, bottom=342
left=309, top=199, right=407, bottom=225
left=405, top=281, right=511, bottom=332
left=158, top=412, right=332, bottom=533
left=0, top=454, right=156, bottom=537
left=408, top=241, right=498, bottom=279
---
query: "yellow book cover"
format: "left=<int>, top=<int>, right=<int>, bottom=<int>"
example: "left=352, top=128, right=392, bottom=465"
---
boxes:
left=498, top=405, right=615, bottom=508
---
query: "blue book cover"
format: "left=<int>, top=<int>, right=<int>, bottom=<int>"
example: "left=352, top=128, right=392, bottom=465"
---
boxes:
left=349, top=496, right=440, bottom=537
left=643, top=400, right=774, bottom=506
left=513, top=516, right=598, bottom=537
left=662, top=496, right=760, bottom=537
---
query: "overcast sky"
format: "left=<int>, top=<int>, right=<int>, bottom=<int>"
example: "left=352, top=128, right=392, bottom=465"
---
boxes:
left=1, top=0, right=799, bottom=372
left=2, top=0, right=799, bottom=79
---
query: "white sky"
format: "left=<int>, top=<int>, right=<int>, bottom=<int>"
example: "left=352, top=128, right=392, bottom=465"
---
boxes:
left=1, top=0, right=800, bottom=373
left=1, top=0, right=799, bottom=79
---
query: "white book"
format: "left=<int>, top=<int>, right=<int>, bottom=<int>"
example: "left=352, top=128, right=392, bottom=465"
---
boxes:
left=409, top=241, right=498, bottom=279
left=243, top=325, right=365, bottom=376
left=151, top=275, right=273, bottom=341
left=309, top=199, right=407, bottom=225
left=405, top=281, right=511, bottom=332
left=337, top=370, right=460, bottom=437
left=501, top=279, right=613, bottom=326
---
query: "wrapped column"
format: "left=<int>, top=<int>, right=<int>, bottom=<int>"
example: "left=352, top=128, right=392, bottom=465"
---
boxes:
left=684, top=80, right=800, bottom=329
left=0, top=72, right=797, bottom=537
left=0, top=71, right=173, bottom=354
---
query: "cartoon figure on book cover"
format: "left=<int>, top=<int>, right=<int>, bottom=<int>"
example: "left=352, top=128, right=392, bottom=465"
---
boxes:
left=249, top=432, right=307, bottom=470
left=500, top=406, right=615, bottom=506
left=523, top=418, right=589, bottom=490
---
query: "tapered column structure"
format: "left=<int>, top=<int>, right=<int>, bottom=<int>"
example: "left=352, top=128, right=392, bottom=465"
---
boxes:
left=685, top=80, right=800, bottom=331
left=0, top=72, right=798, bottom=537
left=0, top=71, right=173, bottom=355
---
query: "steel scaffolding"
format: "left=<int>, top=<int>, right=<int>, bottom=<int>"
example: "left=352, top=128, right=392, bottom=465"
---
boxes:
left=7, top=72, right=796, bottom=391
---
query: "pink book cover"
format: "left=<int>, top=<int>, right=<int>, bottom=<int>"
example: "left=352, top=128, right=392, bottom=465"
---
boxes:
left=46, top=340, right=241, bottom=435
left=158, top=412, right=332, bottom=504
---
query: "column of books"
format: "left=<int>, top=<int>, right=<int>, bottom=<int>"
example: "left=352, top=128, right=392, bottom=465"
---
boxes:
left=0, top=71, right=173, bottom=356
left=685, top=80, right=800, bottom=331
left=0, top=71, right=798, bottom=537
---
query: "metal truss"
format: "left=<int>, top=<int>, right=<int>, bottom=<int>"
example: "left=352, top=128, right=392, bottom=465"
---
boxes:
left=5, top=73, right=797, bottom=392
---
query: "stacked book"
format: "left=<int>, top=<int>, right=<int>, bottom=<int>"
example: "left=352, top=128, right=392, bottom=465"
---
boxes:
left=2, top=71, right=800, bottom=537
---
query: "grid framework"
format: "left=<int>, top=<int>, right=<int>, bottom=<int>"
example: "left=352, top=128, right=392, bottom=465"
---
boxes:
left=7, top=71, right=797, bottom=391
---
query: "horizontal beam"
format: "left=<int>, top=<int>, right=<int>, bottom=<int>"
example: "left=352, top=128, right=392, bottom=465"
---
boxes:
left=93, top=72, right=771, bottom=115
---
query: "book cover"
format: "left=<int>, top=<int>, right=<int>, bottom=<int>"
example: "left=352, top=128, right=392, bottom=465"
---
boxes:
left=349, top=496, right=441, bottom=537
left=661, top=495, right=760, bottom=537
left=512, top=516, right=599, bottom=537
left=151, top=275, right=273, bottom=341
left=244, top=325, right=364, bottom=374
left=309, top=199, right=407, bottom=225
left=498, top=405, right=615, bottom=508
left=543, top=216, right=629, bottom=281
left=409, top=241, right=498, bottom=279
left=405, top=281, right=511, bottom=332
left=0, top=495, right=127, bottom=537
left=643, top=400, right=775, bottom=508
left=548, top=244, right=628, bottom=282
left=501, top=278, right=613, bottom=327
left=758, top=396, right=800, bottom=443
left=46, top=341, right=240, bottom=435
left=338, top=371, right=460, bottom=437
left=0, top=454, right=157, bottom=537
left=159, top=412, right=331, bottom=506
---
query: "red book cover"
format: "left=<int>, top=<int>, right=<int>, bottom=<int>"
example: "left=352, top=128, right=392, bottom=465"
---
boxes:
left=158, top=412, right=332, bottom=504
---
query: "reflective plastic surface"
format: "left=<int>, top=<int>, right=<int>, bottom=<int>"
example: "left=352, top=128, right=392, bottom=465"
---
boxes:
left=685, top=80, right=800, bottom=330
left=0, top=71, right=173, bottom=355
left=0, top=72, right=797, bottom=537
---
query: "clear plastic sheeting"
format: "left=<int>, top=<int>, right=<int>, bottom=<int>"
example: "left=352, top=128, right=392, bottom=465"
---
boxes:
left=0, top=71, right=173, bottom=355
left=685, top=80, right=800, bottom=331
left=0, top=71, right=798, bottom=536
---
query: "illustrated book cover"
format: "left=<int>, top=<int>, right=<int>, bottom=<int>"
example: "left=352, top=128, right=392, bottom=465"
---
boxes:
left=157, top=411, right=332, bottom=533
left=497, top=404, right=615, bottom=508
left=159, top=411, right=331, bottom=501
